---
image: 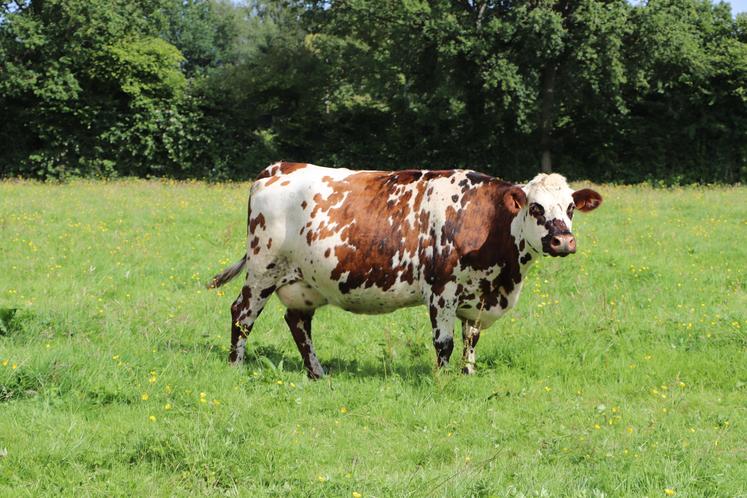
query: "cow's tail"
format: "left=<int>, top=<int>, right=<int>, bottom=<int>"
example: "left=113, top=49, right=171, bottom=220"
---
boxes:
left=207, top=254, right=247, bottom=289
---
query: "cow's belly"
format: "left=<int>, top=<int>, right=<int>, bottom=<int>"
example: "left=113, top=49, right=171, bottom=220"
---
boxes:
left=277, top=250, right=423, bottom=314
left=277, top=278, right=422, bottom=314
left=330, top=281, right=423, bottom=314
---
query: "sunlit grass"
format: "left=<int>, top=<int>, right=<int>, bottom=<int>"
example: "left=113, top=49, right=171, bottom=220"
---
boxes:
left=1, top=179, right=745, bottom=496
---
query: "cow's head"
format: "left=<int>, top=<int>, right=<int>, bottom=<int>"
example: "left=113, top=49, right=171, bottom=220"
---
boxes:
left=504, top=173, right=602, bottom=257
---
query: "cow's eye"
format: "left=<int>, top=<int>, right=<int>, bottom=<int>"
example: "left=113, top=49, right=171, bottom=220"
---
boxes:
left=567, top=203, right=575, bottom=219
left=529, top=203, right=544, bottom=218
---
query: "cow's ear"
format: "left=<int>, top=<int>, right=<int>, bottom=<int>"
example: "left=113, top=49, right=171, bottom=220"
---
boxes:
left=572, top=188, right=602, bottom=212
left=503, top=187, right=527, bottom=215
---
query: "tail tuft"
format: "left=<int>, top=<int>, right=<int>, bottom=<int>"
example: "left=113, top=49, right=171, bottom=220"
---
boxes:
left=207, top=255, right=247, bottom=289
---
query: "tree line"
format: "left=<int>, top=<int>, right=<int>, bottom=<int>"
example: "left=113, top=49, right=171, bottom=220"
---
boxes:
left=1, top=0, right=746, bottom=183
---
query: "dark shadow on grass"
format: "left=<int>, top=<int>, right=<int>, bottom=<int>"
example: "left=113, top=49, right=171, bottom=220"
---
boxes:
left=233, top=343, right=436, bottom=384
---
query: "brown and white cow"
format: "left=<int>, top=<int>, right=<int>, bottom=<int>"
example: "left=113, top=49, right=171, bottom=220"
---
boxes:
left=209, top=162, right=602, bottom=378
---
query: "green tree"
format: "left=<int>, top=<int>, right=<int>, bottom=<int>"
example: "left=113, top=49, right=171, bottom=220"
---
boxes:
left=298, top=0, right=633, bottom=175
left=0, top=0, right=199, bottom=178
left=1, top=0, right=745, bottom=182
left=617, top=0, right=747, bottom=182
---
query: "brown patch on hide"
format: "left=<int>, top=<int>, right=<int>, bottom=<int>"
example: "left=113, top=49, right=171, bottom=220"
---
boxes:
left=258, top=162, right=308, bottom=186
left=249, top=213, right=266, bottom=233
left=301, top=170, right=457, bottom=294
left=321, top=171, right=445, bottom=293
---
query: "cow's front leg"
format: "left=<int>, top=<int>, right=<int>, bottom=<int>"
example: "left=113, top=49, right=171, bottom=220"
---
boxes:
left=461, top=319, right=481, bottom=375
left=428, top=296, right=457, bottom=368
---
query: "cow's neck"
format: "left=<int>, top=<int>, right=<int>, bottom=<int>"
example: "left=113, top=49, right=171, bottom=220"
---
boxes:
left=510, top=210, right=539, bottom=279
left=465, top=205, right=534, bottom=299
left=455, top=184, right=537, bottom=295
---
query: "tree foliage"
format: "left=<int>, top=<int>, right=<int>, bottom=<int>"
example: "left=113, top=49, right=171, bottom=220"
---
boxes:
left=1, top=0, right=745, bottom=182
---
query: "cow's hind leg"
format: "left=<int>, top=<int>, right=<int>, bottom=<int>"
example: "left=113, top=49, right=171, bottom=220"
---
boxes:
left=461, top=319, right=481, bottom=375
left=285, top=309, right=325, bottom=379
left=229, top=278, right=277, bottom=365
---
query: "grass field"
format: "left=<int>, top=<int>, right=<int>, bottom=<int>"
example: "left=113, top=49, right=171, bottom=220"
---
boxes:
left=0, top=179, right=745, bottom=497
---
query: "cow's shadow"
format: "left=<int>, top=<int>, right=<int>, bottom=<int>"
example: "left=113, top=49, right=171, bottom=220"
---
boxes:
left=216, top=343, right=436, bottom=383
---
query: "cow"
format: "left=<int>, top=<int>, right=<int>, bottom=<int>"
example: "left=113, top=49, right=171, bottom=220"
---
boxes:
left=208, top=162, right=602, bottom=378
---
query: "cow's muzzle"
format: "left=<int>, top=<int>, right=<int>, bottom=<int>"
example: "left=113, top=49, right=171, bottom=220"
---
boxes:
left=543, top=232, right=576, bottom=257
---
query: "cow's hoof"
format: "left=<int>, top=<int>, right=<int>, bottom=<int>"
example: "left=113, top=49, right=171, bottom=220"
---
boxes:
left=462, top=365, right=476, bottom=375
left=306, top=368, right=325, bottom=380
left=228, top=352, right=243, bottom=366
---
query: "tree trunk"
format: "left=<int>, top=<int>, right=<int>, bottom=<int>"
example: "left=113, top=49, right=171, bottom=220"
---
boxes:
left=541, top=150, right=552, bottom=173
left=539, top=64, right=557, bottom=174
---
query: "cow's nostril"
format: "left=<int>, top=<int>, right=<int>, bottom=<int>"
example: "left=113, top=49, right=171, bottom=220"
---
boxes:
left=551, top=237, right=561, bottom=247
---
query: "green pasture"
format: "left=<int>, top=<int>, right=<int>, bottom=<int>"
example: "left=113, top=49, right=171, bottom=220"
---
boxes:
left=0, top=179, right=745, bottom=496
